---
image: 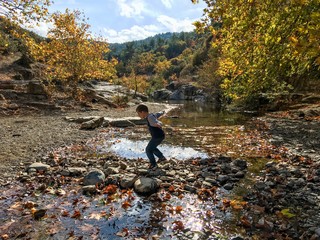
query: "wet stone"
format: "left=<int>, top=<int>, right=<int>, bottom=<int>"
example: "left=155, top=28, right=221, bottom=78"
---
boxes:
left=223, top=183, right=234, bottom=190
left=82, top=185, right=97, bottom=195
left=217, top=156, right=232, bottom=163
left=235, top=171, right=245, bottom=178
left=231, top=236, right=245, bottom=240
left=201, top=172, right=215, bottom=178
left=119, top=161, right=127, bottom=170
left=120, top=173, right=138, bottom=189
left=184, top=184, right=197, bottom=193
left=202, top=181, right=214, bottom=188
left=159, top=176, right=174, bottom=181
left=109, top=174, right=122, bottom=182
left=68, top=167, right=87, bottom=177
left=221, top=163, right=232, bottom=174
left=205, top=177, right=218, bottom=186
left=104, top=167, right=120, bottom=175
left=136, top=169, right=149, bottom=175
left=296, top=178, right=306, bottom=186
left=134, top=177, right=159, bottom=194
left=27, top=162, right=50, bottom=172
left=186, top=177, right=196, bottom=182
left=233, top=159, right=247, bottom=170
left=83, top=169, right=105, bottom=186
left=255, top=181, right=267, bottom=191
left=217, top=175, right=229, bottom=185
left=166, top=170, right=176, bottom=176
left=33, top=208, right=47, bottom=220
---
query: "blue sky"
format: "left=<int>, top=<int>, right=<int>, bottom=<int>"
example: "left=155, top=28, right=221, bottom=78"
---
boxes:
left=34, top=0, right=206, bottom=43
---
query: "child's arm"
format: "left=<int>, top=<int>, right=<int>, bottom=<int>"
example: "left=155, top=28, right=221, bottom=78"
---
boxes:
left=148, top=114, right=163, bottom=128
left=154, top=111, right=165, bottom=119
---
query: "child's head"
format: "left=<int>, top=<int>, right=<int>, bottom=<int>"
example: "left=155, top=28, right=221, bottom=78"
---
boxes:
left=136, top=104, right=149, bottom=118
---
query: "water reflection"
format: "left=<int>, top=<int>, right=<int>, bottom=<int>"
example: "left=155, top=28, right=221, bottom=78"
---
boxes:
left=163, top=101, right=250, bottom=128
left=96, top=138, right=208, bottom=160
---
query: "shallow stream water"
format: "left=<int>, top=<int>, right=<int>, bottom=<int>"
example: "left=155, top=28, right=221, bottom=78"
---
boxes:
left=97, top=101, right=252, bottom=160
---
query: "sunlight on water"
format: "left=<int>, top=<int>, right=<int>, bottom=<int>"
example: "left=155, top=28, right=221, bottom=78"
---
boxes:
left=96, top=138, right=208, bottom=160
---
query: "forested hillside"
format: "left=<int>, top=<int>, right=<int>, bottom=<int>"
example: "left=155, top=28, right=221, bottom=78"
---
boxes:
left=107, top=31, right=211, bottom=95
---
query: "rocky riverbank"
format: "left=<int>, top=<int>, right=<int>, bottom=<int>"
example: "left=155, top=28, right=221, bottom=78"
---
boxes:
left=0, top=102, right=171, bottom=186
left=0, top=100, right=319, bottom=239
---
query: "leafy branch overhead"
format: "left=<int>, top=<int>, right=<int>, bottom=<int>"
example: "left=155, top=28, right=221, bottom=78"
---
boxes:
left=0, top=0, right=51, bottom=25
left=193, top=0, right=320, bottom=102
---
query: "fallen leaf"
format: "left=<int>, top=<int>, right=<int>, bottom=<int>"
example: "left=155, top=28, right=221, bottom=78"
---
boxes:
left=163, top=193, right=171, bottom=201
left=122, top=201, right=132, bottom=209
left=280, top=209, right=296, bottom=218
left=61, top=210, right=69, bottom=217
left=172, top=221, right=184, bottom=231
left=175, top=206, right=183, bottom=213
left=24, top=201, right=36, bottom=209
left=230, top=200, right=247, bottom=210
left=168, top=185, right=175, bottom=192
left=116, top=228, right=129, bottom=237
left=102, top=184, right=118, bottom=195
left=240, top=215, right=251, bottom=228
left=71, top=210, right=81, bottom=219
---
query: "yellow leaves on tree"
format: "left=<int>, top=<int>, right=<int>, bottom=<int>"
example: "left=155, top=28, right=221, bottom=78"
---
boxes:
left=195, top=0, right=320, bottom=102
left=28, top=9, right=117, bottom=97
left=0, top=0, right=51, bottom=25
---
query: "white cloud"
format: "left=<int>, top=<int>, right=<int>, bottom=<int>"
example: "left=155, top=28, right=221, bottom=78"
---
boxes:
left=117, top=0, right=145, bottom=18
left=157, top=15, right=196, bottom=32
left=26, top=21, right=54, bottom=37
left=161, top=0, right=173, bottom=9
left=103, top=24, right=160, bottom=43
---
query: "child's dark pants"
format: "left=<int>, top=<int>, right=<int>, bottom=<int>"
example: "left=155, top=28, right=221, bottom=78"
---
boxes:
left=146, top=137, right=165, bottom=167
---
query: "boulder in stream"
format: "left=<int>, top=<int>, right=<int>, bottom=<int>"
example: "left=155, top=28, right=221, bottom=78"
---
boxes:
left=134, top=177, right=159, bottom=194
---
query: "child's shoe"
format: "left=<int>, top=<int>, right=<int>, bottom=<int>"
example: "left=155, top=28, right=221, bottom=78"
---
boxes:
left=148, top=164, right=158, bottom=171
left=157, top=157, right=167, bottom=163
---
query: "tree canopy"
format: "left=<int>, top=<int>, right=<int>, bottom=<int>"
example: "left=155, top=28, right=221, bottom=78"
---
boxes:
left=193, top=0, right=320, bottom=102
left=27, top=9, right=117, bottom=96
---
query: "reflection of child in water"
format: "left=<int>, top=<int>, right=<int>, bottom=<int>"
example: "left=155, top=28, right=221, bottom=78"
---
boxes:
left=136, top=104, right=167, bottom=170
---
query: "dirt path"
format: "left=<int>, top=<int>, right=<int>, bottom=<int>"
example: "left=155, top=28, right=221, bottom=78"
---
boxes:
left=0, top=103, right=171, bottom=186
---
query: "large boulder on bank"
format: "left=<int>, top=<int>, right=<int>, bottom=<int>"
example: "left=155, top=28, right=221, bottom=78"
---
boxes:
left=27, top=162, right=50, bottom=173
left=80, top=117, right=104, bottom=130
left=151, top=83, right=207, bottom=102
left=152, top=89, right=172, bottom=100
left=65, top=116, right=102, bottom=123
left=134, top=177, right=159, bottom=194
left=169, top=84, right=198, bottom=100
left=109, top=119, right=135, bottom=128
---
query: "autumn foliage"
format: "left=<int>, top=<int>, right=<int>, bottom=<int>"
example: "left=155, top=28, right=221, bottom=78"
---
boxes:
left=193, top=0, right=320, bottom=102
left=0, top=0, right=51, bottom=25
left=27, top=9, right=117, bottom=97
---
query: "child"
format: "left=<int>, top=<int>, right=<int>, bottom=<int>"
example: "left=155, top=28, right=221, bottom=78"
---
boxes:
left=136, top=104, right=167, bottom=170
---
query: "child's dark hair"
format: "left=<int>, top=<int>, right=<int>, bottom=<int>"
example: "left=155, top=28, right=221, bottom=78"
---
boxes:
left=136, top=104, right=149, bottom=113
